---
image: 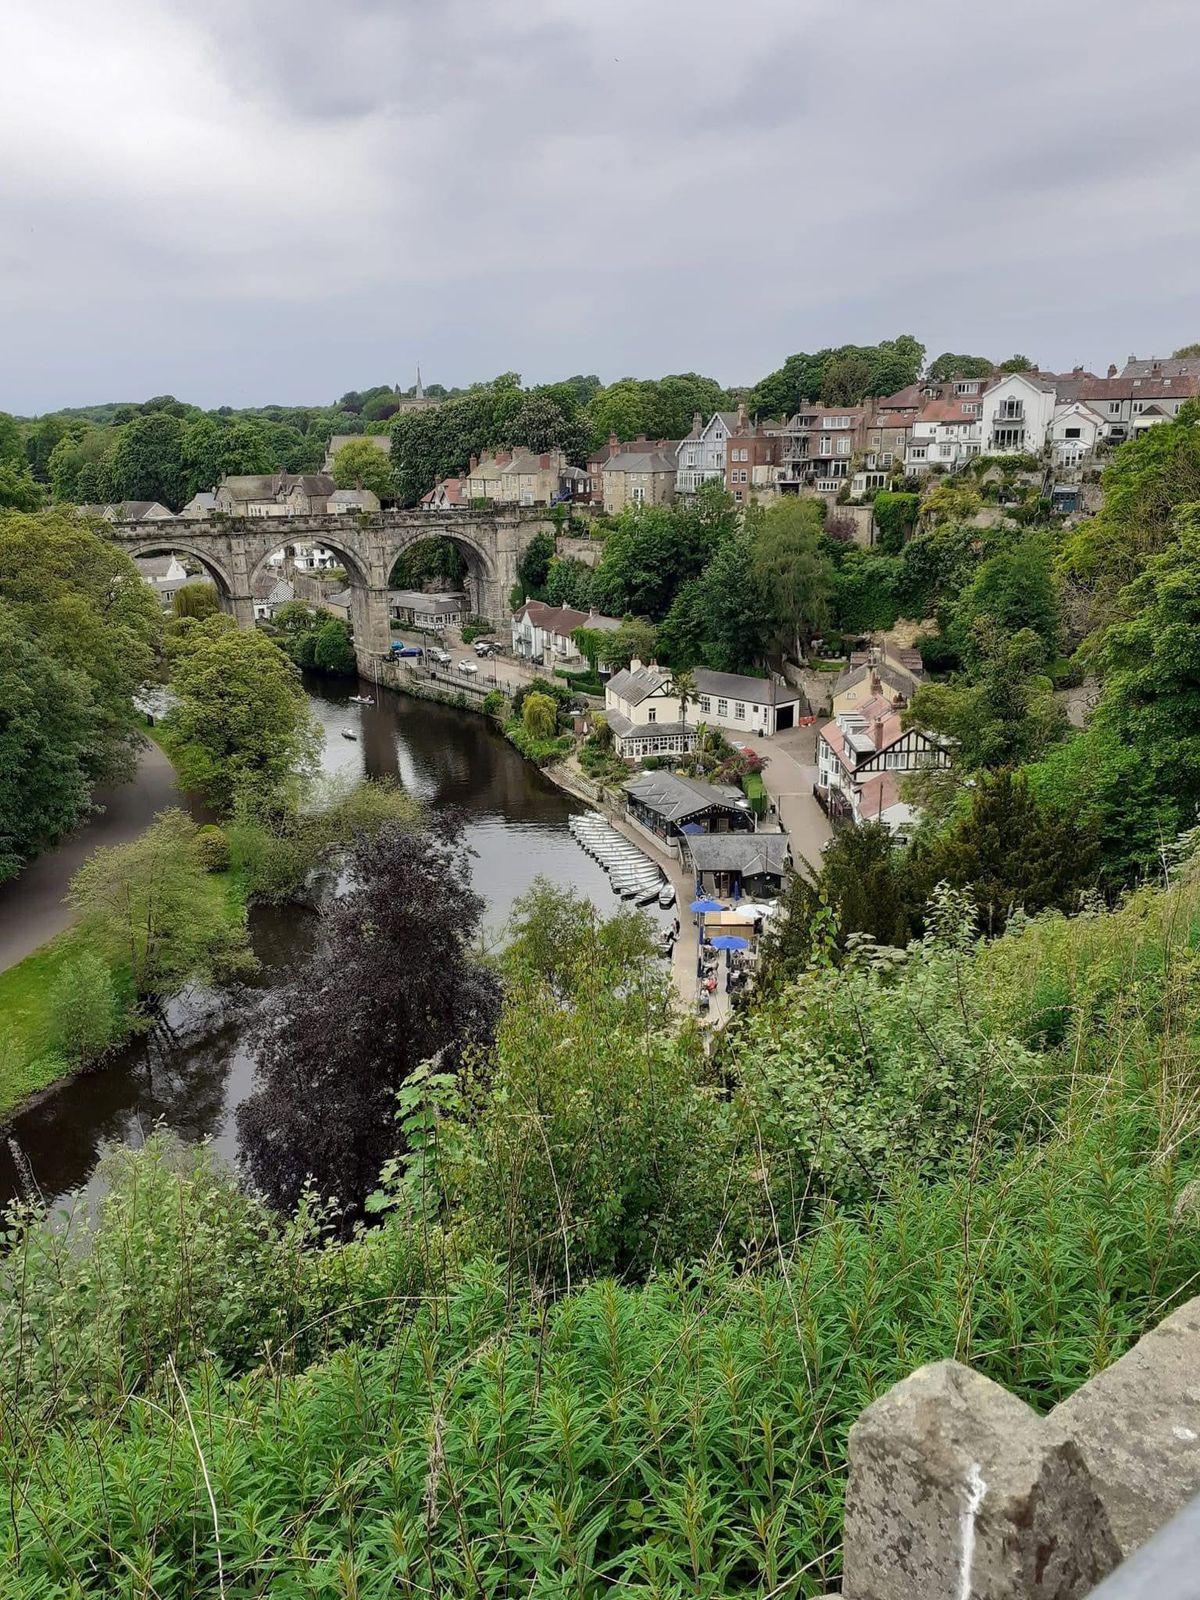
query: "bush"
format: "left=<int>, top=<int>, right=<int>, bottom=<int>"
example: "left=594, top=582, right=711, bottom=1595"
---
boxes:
left=503, top=718, right=573, bottom=766
left=554, top=666, right=605, bottom=696
left=873, top=490, right=919, bottom=554
left=193, top=823, right=230, bottom=872
left=521, top=691, right=559, bottom=739
left=914, top=628, right=961, bottom=673
left=460, top=617, right=491, bottom=644
left=481, top=688, right=506, bottom=718
left=48, top=951, right=121, bottom=1064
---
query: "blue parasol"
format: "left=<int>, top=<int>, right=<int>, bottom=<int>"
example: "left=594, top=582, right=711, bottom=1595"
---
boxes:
left=709, top=933, right=750, bottom=952
left=690, top=898, right=724, bottom=913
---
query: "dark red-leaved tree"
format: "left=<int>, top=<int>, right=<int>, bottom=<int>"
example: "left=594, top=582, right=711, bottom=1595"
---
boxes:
left=237, top=819, right=501, bottom=1220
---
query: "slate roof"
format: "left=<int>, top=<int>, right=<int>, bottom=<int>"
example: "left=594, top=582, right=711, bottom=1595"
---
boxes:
left=693, top=668, right=800, bottom=707
left=135, top=555, right=181, bottom=580
left=119, top=501, right=174, bottom=521
left=606, top=711, right=692, bottom=742
left=624, top=771, right=745, bottom=823
left=684, top=833, right=791, bottom=876
left=1122, top=356, right=1200, bottom=379
left=603, top=447, right=677, bottom=474
left=606, top=664, right=671, bottom=705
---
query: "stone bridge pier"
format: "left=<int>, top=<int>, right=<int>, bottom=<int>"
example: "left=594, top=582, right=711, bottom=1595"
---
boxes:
left=103, top=507, right=553, bottom=671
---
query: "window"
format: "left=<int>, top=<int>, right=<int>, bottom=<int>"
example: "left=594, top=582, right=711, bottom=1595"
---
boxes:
left=963, top=402, right=982, bottom=416
left=734, top=702, right=746, bottom=720
left=699, top=696, right=711, bottom=713
left=686, top=451, right=697, bottom=466
left=837, top=437, right=850, bottom=455
left=1065, top=426, right=1081, bottom=439
left=822, top=415, right=851, bottom=429
left=716, top=699, right=728, bottom=716
left=1133, top=401, right=1145, bottom=414
left=820, top=437, right=833, bottom=456
left=1109, top=402, right=1122, bottom=414
left=733, top=490, right=743, bottom=503
left=647, top=707, right=656, bottom=723
left=631, top=486, right=645, bottom=504
left=940, top=443, right=954, bottom=457
left=955, top=381, right=980, bottom=395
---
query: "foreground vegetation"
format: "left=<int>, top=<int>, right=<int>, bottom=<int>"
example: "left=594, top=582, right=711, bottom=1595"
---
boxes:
left=2, top=855, right=1199, bottom=1594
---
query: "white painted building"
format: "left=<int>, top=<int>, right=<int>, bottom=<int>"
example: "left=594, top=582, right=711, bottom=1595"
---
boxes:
left=816, top=698, right=950, bottom=831
left=1050, top=401, right=1110, bottom=467
left=604, top=661, right=803, bottom=759
left=675, top=411, right=740, bottom=495
left=979, top=372, right=1057, bottom=456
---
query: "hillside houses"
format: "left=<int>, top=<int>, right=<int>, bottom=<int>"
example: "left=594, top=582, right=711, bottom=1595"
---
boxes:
left=214, top=473, right=335, bottom=517
left=588, top=436, right=679, bottom=513
left=816, top=701, right=950, bottom=831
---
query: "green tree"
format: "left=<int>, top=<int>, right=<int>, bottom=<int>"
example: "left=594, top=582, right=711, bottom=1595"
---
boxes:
left=0, top=606, right=96, bottom=881
left=544, top=556, right=593, bottom=609
left=656, top=577, right=708, bottom=668
left=822, top=350, right=875, bottom=406
left=907, top=624, right=1066, bottom=770
left=926, top=770, right=1097, bottom=934
left=668, top=666, right=697, bottom=735
left=0, top=463, right=44, bottom=511
left=0, top=412, right=23, bottom=468
left=999, top=354, right=1035, bottom=373
left=331, top=437, right=395, bottom=500
left=171, top=581, right=220, bottom=621
left=926, top=352, right=994, bottom=382
left=312, top=618, right=357, bottom=676
left=953, top=535, right=1061, bottom=668
left=752, top=497, right=834, bottom=658
left=599, top=617, right=657, bottom=671
left=872, top=490, right=920, bottom=553
left=24, top=415, right=68, bottom=483
left=582, top=380, right=649, bottom=448
left=49, top=952, right=119, bottom=1063
left=697, top=533, right=771, bottom=672
left=110, top=412, right=186, bottom=509
left=1172, top=343, right=1200, bottom=358
left=522, top=691, right=559, bottom=739
left=68, top=808, right=251, bottom=1000
left=162, top=617, right=319, bottom=812
left=514, top=529, right=556, bottom=603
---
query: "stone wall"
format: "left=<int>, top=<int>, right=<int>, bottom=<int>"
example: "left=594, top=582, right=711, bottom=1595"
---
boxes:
left=837, top=1295, right=1200, bottom=1600
left=555, top=534, right=604, bottom=568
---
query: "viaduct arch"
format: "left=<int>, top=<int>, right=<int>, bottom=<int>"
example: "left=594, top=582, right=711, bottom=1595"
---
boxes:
left=108, top=508, right=556, bottom=664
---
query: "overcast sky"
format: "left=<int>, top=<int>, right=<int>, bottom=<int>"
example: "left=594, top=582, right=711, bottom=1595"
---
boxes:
left=3, top=0, right=1198, bottom=414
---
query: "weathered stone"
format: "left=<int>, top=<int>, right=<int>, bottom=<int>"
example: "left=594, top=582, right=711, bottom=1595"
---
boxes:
left=1048, top=1294, right=1200, bottom=1556
left=842, top=1359, right=1120, bottom=1600
left=1173, top=1178, right=1200, bottom=1225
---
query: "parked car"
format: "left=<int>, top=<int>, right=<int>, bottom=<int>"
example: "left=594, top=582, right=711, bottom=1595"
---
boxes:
left=428, top=647, right=451, bottom=664
left=474, top=640, right=497, bottom=657
left=457, top=660, right=479, bottom=675
left=391, top=643, right=423, bottom=658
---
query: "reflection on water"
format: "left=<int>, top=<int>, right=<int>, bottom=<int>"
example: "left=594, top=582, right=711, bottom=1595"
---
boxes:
left=0, top=677, right=645, bottom=1210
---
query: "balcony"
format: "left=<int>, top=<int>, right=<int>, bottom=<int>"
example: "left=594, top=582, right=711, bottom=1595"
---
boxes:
left=995, top=402, right=1025, bottom=422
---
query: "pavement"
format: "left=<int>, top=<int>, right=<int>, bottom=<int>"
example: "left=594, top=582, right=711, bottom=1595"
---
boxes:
left=389, top=630, right=573, bottom=698
left=757, top=722, right=831, bottom=871
left=0, top=740, right=184, bottom=973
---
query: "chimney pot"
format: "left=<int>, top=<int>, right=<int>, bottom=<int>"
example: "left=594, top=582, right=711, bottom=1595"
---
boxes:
left=539, top=452, right=550, bottom=468
left=1107, top=363, right=1118, bottom=379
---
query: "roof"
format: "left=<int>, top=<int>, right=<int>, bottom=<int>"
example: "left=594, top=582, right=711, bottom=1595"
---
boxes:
left=604, top=448, right=677, bottom=474
left=581, top=610, right=622, bottom=633
left=683, top=832, right=791, bottom=876
left=693, top=667, right=800, bottom=707
left=1122, top=356, right=1200, bottom=379
left=1075, top=374, right=1200, bottom=404
left=606, top=664, right=671, bottom=706
left=835, top=662, right=915, bottom=702
left=513, top=599, right=590, bottom=636
left=855, top=772, right=905, bottom=819
left=919, top=399, right=981, bottom=423
left=325, top=588, right=353, bottom=609
left=218, top=472, right=334, bottom=501
left=182, top=491, right=216, bottom=512
left=328, top=488, right=379, bottom=507
left=135, top=554, right=182, bottom=581
left=422, top=476, right=466, bottom=506
left=624, top=771, right=745, bottom=823
left=606, top=711, right=691, bottom=741
left=875, top=384, right=925, bottom=411
left=389, top=589, right=465, bottom=614
left=120, top=501, right=174, bottom=521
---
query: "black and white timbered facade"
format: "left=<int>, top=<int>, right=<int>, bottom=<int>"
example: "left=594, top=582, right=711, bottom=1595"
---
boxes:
left=816, top=701, right=951, bottom=826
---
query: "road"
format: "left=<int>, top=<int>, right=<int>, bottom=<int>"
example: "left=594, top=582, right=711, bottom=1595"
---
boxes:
left=0, top=740, right=184, bottom=973
left=757, top=723, right=831, bottom=871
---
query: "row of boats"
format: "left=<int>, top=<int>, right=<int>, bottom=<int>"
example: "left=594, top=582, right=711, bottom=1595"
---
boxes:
left=569, top=813, right=676, bottom=909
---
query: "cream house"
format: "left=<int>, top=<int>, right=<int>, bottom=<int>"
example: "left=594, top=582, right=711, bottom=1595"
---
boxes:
left=816, top=699, right=950, bottom=830
left=604, top=661, right=803, bottom=758
left=214, top=473, right=335, bottom=517
left=511, top=601, right=621, bottom=664
left=463, top=449, right=577, bottom=506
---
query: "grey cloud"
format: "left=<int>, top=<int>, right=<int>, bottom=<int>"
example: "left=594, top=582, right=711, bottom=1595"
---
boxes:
left=2, top=0, right=1199, bottom=413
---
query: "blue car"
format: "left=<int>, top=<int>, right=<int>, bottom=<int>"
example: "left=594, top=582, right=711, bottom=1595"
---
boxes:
left=391, top=643, right=423, bottom=658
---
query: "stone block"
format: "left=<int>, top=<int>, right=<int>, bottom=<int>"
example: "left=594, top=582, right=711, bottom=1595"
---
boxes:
left=842, top=1359, right=1120, bottom=1600
left=1048, top=1295, right=1200, bottom=1556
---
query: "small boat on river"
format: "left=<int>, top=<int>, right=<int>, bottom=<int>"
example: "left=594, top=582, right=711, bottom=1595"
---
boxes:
left=348, top=694, right=374, bottom=706
left=658, top=884, right=676, bottom=909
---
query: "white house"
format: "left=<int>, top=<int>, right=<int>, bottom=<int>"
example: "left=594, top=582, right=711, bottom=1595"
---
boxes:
left=254, top=577, right=295, bottom=621
left=1050, top=401, right=1110, bottom=467
left=604, top=661, right=804, bottom=759
left=134, top=553, right=191, bottom=609
left=326, top=488, right=380, bottom=514
left=675, top=411, right=740, bottom=495
left=389, top=589, right=467, bottom=630
left=816, top=698, right=950, bottom=831
left=979, top=372, right=1057, bottom=456
left=905, top=396, right=983, bottom=471
left=511, top=601, right=621, bottom=665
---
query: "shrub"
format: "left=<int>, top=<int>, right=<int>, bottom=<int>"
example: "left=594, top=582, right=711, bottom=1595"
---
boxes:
left=193, top=823, right=230, bottom=872
left=522, top=691, right=559, bottom=739
left=873, top=490, right=919, bottom=553
left=481, top=688, right=505, bottom=718
left=48, top=951, right=120, bottom=1064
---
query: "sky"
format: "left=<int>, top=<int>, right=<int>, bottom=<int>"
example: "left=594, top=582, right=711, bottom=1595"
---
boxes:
left=2, top=0, right=1199, bottom=414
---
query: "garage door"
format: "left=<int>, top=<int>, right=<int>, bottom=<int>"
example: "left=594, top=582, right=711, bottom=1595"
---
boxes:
left=775, top=703, right=795, bottom=732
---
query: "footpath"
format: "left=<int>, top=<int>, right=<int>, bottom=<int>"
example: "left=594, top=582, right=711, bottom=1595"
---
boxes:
left=0, top=741, right=183, bottom=974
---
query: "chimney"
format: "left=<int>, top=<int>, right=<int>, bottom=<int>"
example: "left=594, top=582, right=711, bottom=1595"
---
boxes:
left=630, top=657, right=643, bottom=673
left=469, top=453, right=478, bottom=471
left=635, top=433, right=648, bottom=444
left=691, top=411, right=703, bottom=437
left=1073, top=365, right=1084, bottom=377
left=1107, top=363, right=1118, bottom=379
left=608, top=431, right=620, bottom=459
left=737, top=402, right=747, bottom=428
left=538, top=452, right=550, bottom=469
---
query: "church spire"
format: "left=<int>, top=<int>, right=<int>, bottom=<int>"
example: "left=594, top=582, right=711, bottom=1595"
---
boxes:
left=415, top=363, right=424, bottom=400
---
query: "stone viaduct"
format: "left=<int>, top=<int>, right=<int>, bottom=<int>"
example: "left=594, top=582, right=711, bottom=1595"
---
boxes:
left=104, top=508, right=556, bottom=663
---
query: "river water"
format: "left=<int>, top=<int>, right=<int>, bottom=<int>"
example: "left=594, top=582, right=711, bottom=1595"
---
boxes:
left=0, top=677, right=649, bottom=1211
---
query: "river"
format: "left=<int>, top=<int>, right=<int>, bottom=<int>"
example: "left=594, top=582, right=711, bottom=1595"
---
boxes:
left=0, top=676, right=659, bottom=1212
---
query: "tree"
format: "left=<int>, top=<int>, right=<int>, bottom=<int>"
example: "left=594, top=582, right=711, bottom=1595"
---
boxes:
left=544, top=556, right=593, bottom=610
left=162, top=617, right=319, bottom=812
left=697, top=534, right=771, bottom=673
left=0, top=463, right=44, bottom=511
left=822, top=351, right=875, bottom=406
left=514, top=529, right=556, bottom=602
left=1172, top=344, right=1200, bottom=358
left=0, top=509, right=160, bottom=787
left=751, top=497, right=834, bottom=659
left=920, top=481, right=981, bottom=526
left=522, top=691, right=558, bottom=739
left=237, top=822, right=502, bottom=1219
left=110, top=412, right=186, bottom=509
left=599, top=617, right=657, bottom=671
left=0, top=606, right=96, bottom=881
left=313, top=618, right=357, bottom=676
left=953, top=535, right=1061, bottom=668
left=171, top=581, right=220, bottom=621
left=1090, top=517, right=1200, bottom=819
left=872, top=491, right=920, bottom=554
left=669, top=666, right=697, bottom=735
left=24, top=415, right=68, bottom=483
left=926, top=353, right=994, bottom=382
left=68, top=808, right=251, bottom=1000
left=926, top=770, right=1097, bottom=934
left=1000, top=354, right=1035, bottom=373
left=656, top=577, right=708, bottom=668
left=907, top=624, right=1066, bottom=770
left=507, top=394, right=571, bottom=454
left=331, top=437, right=395, bottom=500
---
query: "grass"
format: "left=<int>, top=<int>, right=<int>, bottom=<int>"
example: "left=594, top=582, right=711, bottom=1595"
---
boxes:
left=0, top=869, right=245, bottom=1122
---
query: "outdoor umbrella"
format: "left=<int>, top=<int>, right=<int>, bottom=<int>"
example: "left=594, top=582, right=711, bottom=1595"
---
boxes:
left=709, top=934, right=750, bottom=952
left=690, top=898, right=724, bottom=914
left=732, top=902, right=775, bottom=920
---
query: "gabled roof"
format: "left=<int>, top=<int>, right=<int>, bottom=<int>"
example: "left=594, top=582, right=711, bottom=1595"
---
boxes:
left=606, top=663, right=672, bottom=705
left=1075, top=374, right=1200, bottom=403
left=918, top=399, right=982, bottom=424
left=624, top=770, right=745, bottom=823
left=693, top=667, right=800, bottom=707
left=513, top=599, right=590, bottom=636
left=604, top=447, right=677, bottom=474
left=1122, top=356, right=1200, bottom=379
left=683, top=832, right=791, bottom=876
left=120, top=500, right=175, bottom=521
